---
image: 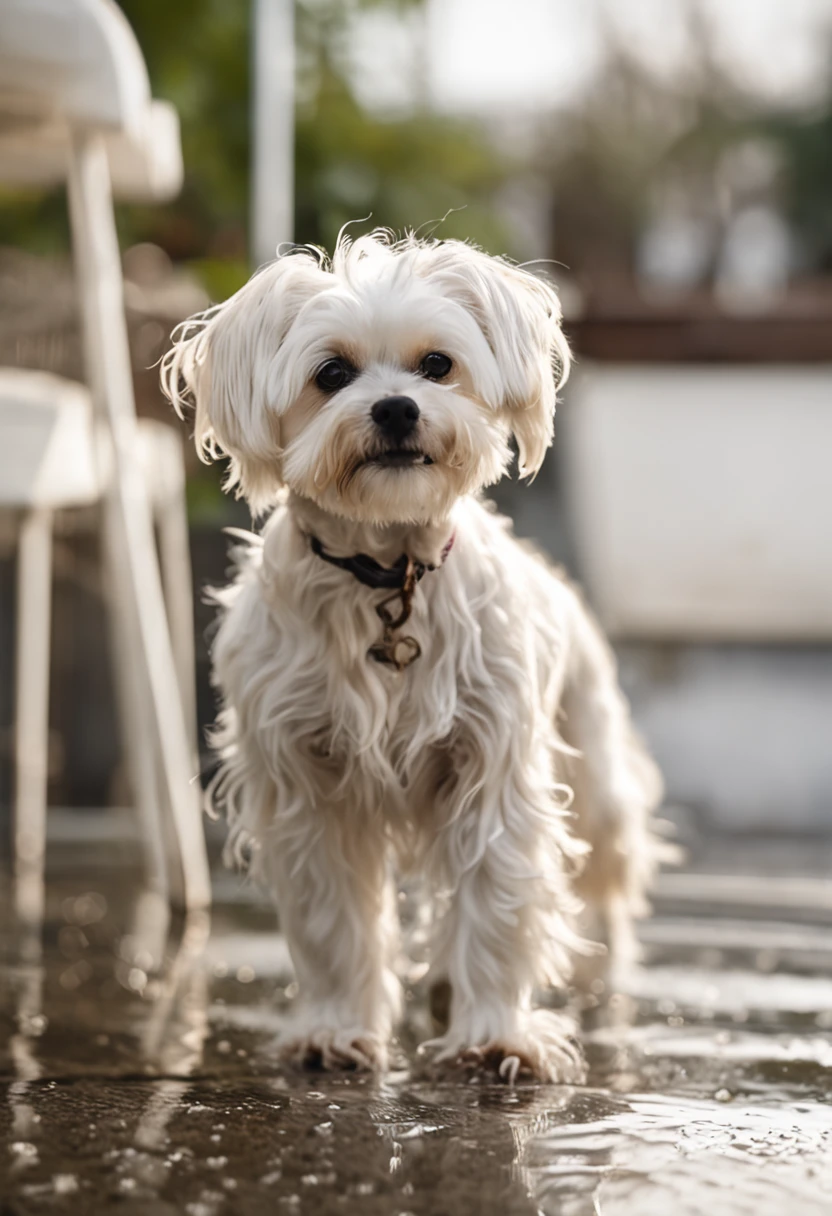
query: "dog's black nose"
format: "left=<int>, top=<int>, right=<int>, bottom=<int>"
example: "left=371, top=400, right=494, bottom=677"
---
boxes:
left=371, top=395, right=420, bottom=444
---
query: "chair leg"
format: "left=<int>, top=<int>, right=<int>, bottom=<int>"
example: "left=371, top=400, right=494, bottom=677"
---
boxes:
left=67, top=132, right=211, bottom=911
left=154, top=443, right=199, bottom=751
left=14, top=508, right=53, bottom=935
left=103, top=539, right=171, bottom=920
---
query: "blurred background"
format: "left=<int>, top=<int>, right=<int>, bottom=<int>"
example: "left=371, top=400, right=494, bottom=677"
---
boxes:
left=2, top=0, right=832, bottom=867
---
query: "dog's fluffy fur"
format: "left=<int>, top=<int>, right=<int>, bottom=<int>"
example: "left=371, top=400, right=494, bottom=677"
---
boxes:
left=162, top=230, right=666, bottom=1082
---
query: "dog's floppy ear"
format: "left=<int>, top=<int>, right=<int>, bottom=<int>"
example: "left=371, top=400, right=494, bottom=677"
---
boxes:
left=161, top=251, right=330, bottom=512
left=420, top=243, right=570, bottom=479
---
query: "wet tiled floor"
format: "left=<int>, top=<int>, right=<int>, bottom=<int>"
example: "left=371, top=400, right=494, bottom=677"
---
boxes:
left=3, top=842, right=832, bottom=1214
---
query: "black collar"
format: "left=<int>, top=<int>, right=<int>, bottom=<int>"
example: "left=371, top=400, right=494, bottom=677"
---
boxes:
left=308, top=532, right=455, bottom=591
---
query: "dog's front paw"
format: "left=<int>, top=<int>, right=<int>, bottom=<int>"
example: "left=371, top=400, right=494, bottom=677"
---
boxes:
left=279, top=1024, right=388, bottom=1072
left=455, top=1034, right=585, bottom=1085
left=424, top=1010, right=585, bottom=1085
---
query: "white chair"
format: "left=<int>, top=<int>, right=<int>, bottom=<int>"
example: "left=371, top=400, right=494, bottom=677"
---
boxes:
left=0, top=0, right=211, bottom=926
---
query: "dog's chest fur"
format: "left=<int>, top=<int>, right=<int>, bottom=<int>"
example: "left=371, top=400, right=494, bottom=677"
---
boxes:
left=213, top=496, right=572, bottom=833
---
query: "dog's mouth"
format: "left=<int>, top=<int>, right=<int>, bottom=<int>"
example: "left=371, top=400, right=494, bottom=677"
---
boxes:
left=365, top=449, right=434, bottom=469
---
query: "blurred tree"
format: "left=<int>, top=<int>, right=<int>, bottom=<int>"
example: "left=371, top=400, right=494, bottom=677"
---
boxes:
left=768, top=87, right=832, bottom=273
left=539, top=8, right=832, bottom=302
left=293, top=2, right=508, bottom=256
left=541, top=29, right=755, bottom=300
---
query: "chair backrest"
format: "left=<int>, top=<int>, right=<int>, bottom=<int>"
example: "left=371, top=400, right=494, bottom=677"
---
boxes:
left=0, top=0, right=182, bottom=202
left=0, top=0, right=149, bottom=131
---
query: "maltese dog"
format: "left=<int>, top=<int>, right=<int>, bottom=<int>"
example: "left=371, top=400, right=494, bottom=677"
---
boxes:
left=162, top=230, right=666, bottom=1083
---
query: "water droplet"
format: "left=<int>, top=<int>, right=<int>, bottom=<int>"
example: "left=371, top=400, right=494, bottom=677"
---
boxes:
left=64, top=891, right=108, bottom=926
left=715, top=1088, right=733, bottom=1103
left=20, top=1012, right=48, bottom=1036
left=127, top=967, right=147, bottom=993
left=314, top=1122, right=333, bottom=1136
left=60, top=960, right=93, bottom=990
left=236, top=964, right=256, bottom=983
left=207, top=1156, right=228, bottom=1169
left=10, top=1142, right=38, bottom=1160
left=399, top=1123, right=441, bottom=1140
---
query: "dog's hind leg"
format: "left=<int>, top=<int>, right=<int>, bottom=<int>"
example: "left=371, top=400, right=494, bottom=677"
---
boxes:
left=560, top=589, right=670, bottom=980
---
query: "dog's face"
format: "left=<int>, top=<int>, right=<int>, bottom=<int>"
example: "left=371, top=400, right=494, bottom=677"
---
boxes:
left=163, top=233, right=569, bottom=523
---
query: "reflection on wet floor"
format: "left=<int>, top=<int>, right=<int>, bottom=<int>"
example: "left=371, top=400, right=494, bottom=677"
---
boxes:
left=2, top=859, right=832, bottom=1215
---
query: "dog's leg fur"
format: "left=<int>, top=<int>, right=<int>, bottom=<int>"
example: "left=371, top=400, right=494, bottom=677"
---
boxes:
left=424, top=731, right=586, bottom=1083
left=261, top=801, right=401, bottom=1071
left=210, top=555, right=401, bottom=1071
left=560, top=591, right=666, bottom=977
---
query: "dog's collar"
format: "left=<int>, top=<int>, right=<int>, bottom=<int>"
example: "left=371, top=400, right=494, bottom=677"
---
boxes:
left=307, top=531, right=455, bottom=671
left=308, top=532, right=455, bottom=591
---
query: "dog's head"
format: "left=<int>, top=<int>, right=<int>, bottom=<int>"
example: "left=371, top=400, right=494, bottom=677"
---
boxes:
left=162, top=231, right=569, bottom=522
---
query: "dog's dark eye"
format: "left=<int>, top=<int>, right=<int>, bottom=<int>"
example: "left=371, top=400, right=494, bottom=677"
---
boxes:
left=315, top=358, right=354, bottom=393
left=420, top=352, right=452, bottom=380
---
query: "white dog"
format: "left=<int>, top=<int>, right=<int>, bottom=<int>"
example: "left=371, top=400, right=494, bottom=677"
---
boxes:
left=162, top=230, right=667, bottom=1083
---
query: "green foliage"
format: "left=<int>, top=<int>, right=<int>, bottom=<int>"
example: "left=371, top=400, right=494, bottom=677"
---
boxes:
left=0, top=186, right=70, bottom=255
left=0, top=0, right=510, bottom=287
left=116, top=0, right=252, bottom=261
left=768, top=105, right=832, bottom=272
left=293, top=2, right=508, bottom=254
left=135, top=0, right=513, bottom=273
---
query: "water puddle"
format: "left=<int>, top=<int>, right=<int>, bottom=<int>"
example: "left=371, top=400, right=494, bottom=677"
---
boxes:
left=525, top=1091, right=832, bottom=1215
left=2, top=865, right=832, bottom=1213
